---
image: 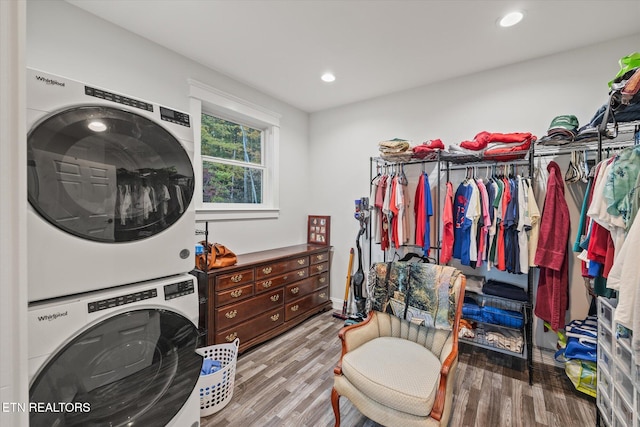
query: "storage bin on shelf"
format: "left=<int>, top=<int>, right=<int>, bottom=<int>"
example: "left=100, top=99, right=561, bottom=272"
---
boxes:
left=196, top=338, right=240, bottom=417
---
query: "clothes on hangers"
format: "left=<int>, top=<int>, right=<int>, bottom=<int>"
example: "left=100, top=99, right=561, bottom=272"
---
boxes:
left=447, top=168, right=538, bottom=274
left=373, top=164, right=418, bottom=253
left=573, top=145, right=640, bottom=312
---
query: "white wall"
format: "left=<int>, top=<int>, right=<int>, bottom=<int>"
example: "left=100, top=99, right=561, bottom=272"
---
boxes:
left=27, top=0, right=311, bottom=255
left=309, top=33, right=640, bottom=348
left=1, top=2, right=28, bottom=426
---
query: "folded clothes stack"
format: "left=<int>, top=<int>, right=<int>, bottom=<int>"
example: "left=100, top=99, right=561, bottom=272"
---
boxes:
left=445, top=131, right=535, bottom=161
left=412, top=139, right=445, bottom=159
left=537, top=115, right=579, bottom=145
left=378, top=138, right=412, bottom=161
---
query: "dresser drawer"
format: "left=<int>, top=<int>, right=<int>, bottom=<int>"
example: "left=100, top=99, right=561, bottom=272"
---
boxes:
left=255, top=268, right=309, bottom=294
left=285, top=277, right=327, bottom=301
left=216, top=289, right=284, bottom=330
left=309, top=261, right=329, bottom=276
left=310, top=251, right=330, bottom=265
left=215, top=307, right=284, bottom=345
left=256, top=257, right=309, bottom=279
left=285, top=287, right=329, bottom=321
left=314, top=272, right=329, bottom=287
left=216, top=283, right=254, bottom=306
left=215, top=269, right=254, bottom=291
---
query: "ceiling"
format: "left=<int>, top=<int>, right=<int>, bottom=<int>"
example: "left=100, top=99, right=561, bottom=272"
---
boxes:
left=66, top=0, right=640, bottom=113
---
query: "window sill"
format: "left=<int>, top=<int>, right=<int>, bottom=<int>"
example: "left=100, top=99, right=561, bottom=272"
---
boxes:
left=196, top=208, right=279, bottom=221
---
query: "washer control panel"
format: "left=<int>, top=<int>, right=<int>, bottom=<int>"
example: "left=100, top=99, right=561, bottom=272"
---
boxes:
left=164, top=279, right=195, bottom=300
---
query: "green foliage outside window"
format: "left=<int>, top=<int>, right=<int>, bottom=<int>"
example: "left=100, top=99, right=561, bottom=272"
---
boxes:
left=201, top=113, right=263, bottom=204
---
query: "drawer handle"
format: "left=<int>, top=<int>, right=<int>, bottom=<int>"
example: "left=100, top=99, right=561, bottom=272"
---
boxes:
left=230, top=289, right=243, bottom=298
left=291, top=305, right=299, bottom=312
left=262, top=267, right=272, bottom=274
left=262, top=280, right=273, bottom=288
left=316, top=265, right=324, bottom=271
left=320, top=292, right=327, bottom=298
left=225, top=332, right=238, bottom=342
left=319, top=277, right=326, bottom=283
left=271, top=313, right=280, bottom=322
left=316, top=254, right=325, bottom=261
left=225, top=310, right=238, bottom=319
left=291, top=287, right=299, bottom=294
left=271, top=294, right=280, bottom=302
left=297, top=271, right=305, bottom=277
left=230, top=274, right=243, bottom=283
left=297, top=259, right=305, bottom=265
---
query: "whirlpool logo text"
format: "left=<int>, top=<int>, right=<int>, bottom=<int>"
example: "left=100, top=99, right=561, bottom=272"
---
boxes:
left=37, top=311, right=68, bottom=322
left=35, top=75, right=65, bottom=87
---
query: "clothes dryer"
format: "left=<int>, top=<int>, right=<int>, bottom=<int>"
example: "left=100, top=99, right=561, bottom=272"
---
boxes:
left=27, top=68, right=196, bottom=302
left=28, top=274, right=201, bottom=427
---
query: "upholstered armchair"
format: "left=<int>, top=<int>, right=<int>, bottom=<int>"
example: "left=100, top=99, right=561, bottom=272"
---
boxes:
left=331, top=263, right=466, bottom=427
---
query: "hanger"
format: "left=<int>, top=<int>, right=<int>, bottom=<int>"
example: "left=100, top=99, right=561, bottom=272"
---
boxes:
left=399, top=163, right=408, bottom=185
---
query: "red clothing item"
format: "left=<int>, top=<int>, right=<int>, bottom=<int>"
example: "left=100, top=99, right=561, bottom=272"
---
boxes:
left=587, top=221, right=608, bottom=265
left=484, top=138, right=533, bottom=161
left=534, top=161, right=570, bottom=331
left=603, top=234, right=615, bottom=278
left=441, top=182, right=454, bottom=264
left=413, top=139, right=445, bottom=159
left=460, top=131, right=534, bottom=151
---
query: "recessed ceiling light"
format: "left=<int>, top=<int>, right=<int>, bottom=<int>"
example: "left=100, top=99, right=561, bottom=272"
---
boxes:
left=321, top=72, right=336, bottom=83
left=499, top=11, right=524, bottom=27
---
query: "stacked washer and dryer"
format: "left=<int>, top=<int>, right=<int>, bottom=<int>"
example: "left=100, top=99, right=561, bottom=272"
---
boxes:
left=26, top=68, right=202, bottom=427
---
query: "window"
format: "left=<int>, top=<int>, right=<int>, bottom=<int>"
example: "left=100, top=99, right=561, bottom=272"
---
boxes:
left=201, top=114, right=263, bottom=204
left=189, top=80, right=281, bottom=220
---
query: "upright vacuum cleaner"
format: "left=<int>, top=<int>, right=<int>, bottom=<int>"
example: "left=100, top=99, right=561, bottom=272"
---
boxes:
left=351, top=197, right=370, bottom=321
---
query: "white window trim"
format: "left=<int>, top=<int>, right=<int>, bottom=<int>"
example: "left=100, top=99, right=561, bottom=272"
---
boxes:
left=189, top=79, right=281, bottom=221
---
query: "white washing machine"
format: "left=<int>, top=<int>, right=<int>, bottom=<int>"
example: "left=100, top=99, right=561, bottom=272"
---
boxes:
left=27, top=68, right=196, bottom=302
left=28, top=274, right=201, bottom=427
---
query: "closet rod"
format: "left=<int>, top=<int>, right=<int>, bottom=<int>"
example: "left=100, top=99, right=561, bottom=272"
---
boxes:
left=532, top=140, right=635, bottom=159
left=444, top=158, right=530, bottom=171
left=371, top=154, right=440, bottom=167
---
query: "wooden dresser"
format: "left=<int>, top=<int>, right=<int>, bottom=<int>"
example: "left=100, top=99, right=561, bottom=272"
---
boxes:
left=194, top=244, right=332, bottom=353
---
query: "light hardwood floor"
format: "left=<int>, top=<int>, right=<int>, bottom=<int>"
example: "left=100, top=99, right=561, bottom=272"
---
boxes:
left=200, top=311, right=596, bottom=427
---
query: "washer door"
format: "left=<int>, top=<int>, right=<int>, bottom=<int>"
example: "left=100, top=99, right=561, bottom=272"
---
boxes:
left=29, top=309, right=201, bottom=427
left=27, top=106, right=194, bottom=242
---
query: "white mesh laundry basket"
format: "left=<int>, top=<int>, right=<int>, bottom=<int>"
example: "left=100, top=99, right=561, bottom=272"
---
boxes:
left=196, top=338, right=240, bottom=417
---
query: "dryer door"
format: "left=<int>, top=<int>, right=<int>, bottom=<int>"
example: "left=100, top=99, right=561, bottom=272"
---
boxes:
left=27, top=106, right=194, bottom=242
left=29, top=309, right=201, bottom=427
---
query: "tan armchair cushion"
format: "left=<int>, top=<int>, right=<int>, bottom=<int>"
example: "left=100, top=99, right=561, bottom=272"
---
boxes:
left=341, top=336, right=441, bottom=417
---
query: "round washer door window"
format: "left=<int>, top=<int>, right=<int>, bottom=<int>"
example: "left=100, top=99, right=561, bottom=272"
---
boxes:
left=27, top=106, right=194, bottom=242
left=29, top=309, right=201, bottom=426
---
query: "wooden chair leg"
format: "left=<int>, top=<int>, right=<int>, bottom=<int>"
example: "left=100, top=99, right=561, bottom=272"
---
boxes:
left=331, top=387, right=341, bottom=427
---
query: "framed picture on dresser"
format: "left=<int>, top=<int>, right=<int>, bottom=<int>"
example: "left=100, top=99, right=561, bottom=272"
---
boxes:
left=307, top=215, right=330, bottom=246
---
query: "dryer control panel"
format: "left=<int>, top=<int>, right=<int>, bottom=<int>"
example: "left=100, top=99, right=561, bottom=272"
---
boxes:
left=87, top=288, right=158, bottom=313
left=160, top=106, right=191, bottom=127
left=85, top=85, right=154, bottom=112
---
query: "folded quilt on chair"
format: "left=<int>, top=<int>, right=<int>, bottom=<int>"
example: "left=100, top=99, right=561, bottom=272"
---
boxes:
left=367, top=262, right=461, bottom=330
